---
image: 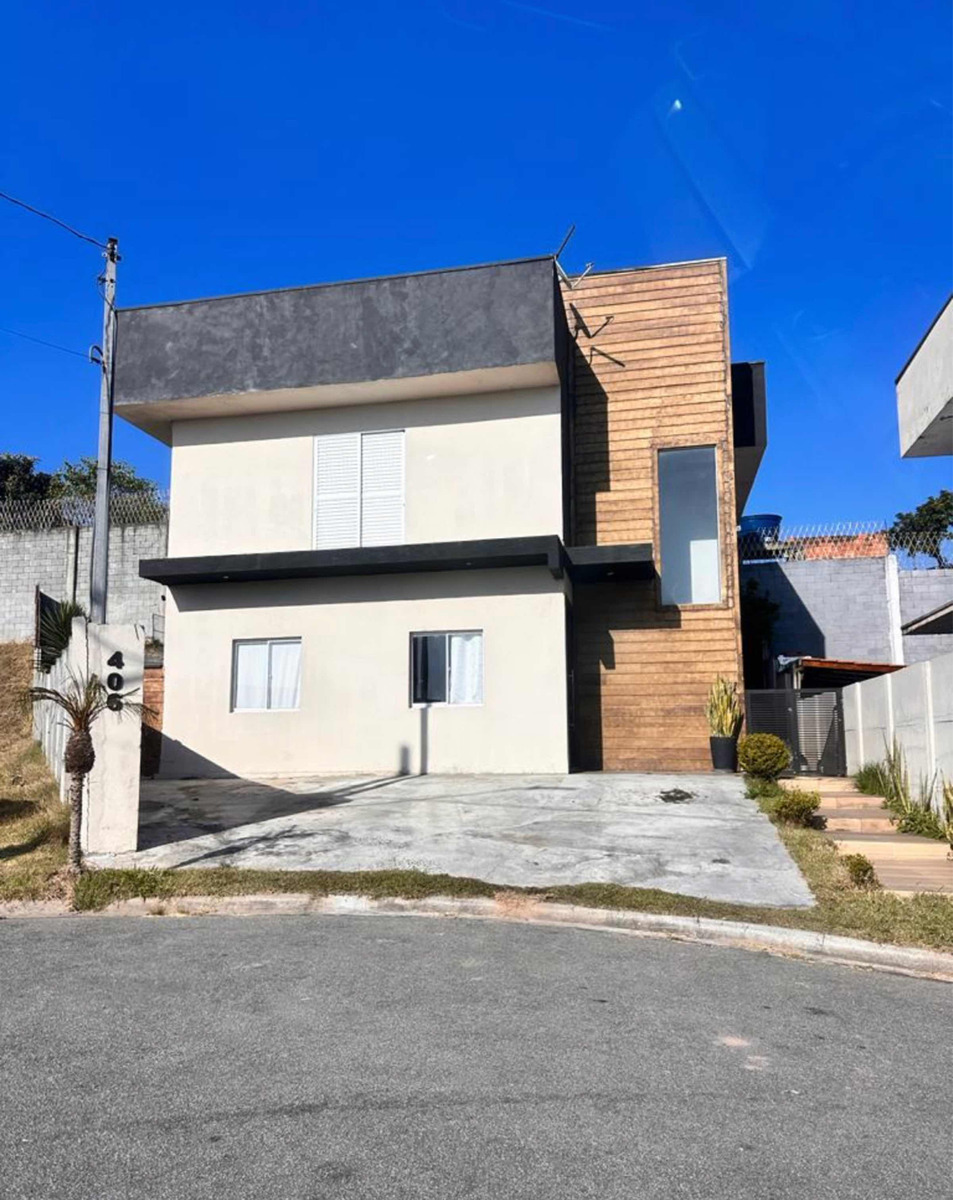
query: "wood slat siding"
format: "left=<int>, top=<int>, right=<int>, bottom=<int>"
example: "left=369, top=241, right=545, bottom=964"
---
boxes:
left=564, top=259, right=743, bottom=772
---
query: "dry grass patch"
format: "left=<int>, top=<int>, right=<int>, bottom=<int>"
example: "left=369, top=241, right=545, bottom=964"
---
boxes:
left=0, top=643, right=68, bottom=900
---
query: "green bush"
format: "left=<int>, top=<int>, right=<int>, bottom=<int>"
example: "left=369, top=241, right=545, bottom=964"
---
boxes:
left=744, top=775, right=784, bottom=800
left=893, top=804, right=945, bottom=839
left=737, top=733, right=792, bottom=780
left=763, top=787, right=821, bottom=828
left=841, top=853, right=879, bottom=890
left=854, top=763, right=887, bottom=796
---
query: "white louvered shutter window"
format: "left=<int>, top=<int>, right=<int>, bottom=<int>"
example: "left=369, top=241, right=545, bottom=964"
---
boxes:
left=360, top=430, right=404, bottom=547
left=314, top=433, right=361, bottom=550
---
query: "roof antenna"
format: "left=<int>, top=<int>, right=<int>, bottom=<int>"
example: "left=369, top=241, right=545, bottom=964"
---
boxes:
left=554, top=224, right=576, bottom=261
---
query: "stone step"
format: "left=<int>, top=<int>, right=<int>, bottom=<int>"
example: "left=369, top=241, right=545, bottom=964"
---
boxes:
left=821, top=809, right=895, bottom=834
left=833, top=833, right=953, bottom=895
left=817, top=792, right=885, bottom=811
left=833, top=832, right=949, bottom=854
left=781, top=777, right=859, bottom=797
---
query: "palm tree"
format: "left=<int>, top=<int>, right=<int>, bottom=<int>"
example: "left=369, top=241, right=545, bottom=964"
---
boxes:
left=28, top=674, right=145, bottom=874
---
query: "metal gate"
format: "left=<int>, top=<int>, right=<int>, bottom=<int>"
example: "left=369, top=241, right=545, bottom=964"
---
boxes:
left=744, top=689, right=846, bottom=776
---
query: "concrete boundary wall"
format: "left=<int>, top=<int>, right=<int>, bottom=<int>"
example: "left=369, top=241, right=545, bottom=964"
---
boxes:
left=0, top=521, right=167, bottom=642
left=844, top=651, right=953, bottom=810
left=33, top=618, right=144, bottom=853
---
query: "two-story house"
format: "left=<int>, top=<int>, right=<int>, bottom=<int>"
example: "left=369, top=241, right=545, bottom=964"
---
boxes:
left=115, top=255, right=765, bottom=778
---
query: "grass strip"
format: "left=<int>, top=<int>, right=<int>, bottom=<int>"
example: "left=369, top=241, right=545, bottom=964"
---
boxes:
left=73, top=833, right=953, bottom=951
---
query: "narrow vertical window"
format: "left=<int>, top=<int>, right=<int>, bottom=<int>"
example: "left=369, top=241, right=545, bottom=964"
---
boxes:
left=410, top=631, right=484, bottom=705
left=232, top=638, right=302, bottom=710
left=658, top=447, right=721, bottom=605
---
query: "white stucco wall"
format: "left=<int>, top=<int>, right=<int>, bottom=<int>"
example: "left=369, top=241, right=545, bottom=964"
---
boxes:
left=844, top=651, right=953, bottom=811
left=33, top=619, right=144, bottom=854
left=167, top=386, right=563, bottom=556
left=160, top=567, right=569, bottom=777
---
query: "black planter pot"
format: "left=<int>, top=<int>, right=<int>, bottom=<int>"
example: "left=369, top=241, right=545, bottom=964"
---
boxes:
left=709, top=736, right=737, bottom=773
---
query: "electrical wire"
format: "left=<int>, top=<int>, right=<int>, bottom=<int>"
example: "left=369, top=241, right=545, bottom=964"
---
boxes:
left=0, top=324, right=91, bottom=361
left=0, top=189, right=106, bottom=249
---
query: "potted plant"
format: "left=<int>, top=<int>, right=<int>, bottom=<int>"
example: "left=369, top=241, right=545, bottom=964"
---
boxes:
left=705, top=676, right=743, bottom=772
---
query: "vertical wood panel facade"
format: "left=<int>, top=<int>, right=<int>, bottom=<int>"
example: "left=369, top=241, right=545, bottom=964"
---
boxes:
left=564, top=259, right=743, bottom=771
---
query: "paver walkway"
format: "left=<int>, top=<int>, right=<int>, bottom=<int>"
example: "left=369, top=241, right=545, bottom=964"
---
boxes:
left=785, top=777, right=953, bottom=896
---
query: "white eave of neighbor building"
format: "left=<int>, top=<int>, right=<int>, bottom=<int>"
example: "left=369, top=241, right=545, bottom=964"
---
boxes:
left=896, top=294, right=953, bottom=458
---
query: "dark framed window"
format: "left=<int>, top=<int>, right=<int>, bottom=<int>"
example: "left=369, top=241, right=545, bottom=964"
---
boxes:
left=658, top=446, right=721, bottom=605
left=410, top=631, right=483, bottom=706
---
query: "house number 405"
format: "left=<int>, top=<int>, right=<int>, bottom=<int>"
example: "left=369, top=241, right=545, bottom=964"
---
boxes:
left=106, top=651, right=125, bottom=711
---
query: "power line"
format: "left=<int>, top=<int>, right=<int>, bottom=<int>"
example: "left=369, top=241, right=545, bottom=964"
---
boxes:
left=0, top=189, right=106, bottom=249
left=0, top=324, right=91, bottom=361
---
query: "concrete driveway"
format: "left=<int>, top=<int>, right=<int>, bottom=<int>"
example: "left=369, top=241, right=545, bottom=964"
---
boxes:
left=94, top=773, right=814, bottom=907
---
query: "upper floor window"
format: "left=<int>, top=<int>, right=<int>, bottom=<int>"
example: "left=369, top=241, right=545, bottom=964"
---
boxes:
left=658, top=446, right=721, bottom=605
left=232, top=638, right=302, bottom=711
left=313, top=430, right=405, bottom=550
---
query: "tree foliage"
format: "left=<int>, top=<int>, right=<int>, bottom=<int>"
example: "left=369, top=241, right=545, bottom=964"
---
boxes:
left=887, top=489, right=953, bottom=567
left=0, top=453, right=159, bottom=502
left=0, top=453, right=52, bottom=500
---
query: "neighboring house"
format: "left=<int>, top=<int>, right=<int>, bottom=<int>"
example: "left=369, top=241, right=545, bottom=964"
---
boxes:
left=114, top=255, right=766, bottom=777
left=740, top=295, right=953, bottom=689
left=896, top=294, right=952, bottom=458
left=740, top=545, right=953, bottom=684
left=841, top=299, right=953, bottom=797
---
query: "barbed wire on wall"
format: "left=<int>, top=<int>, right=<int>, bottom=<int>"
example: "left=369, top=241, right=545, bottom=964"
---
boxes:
left=737, top=520, right=952, bottom=571
left=0, top=492, right=170, bottom=533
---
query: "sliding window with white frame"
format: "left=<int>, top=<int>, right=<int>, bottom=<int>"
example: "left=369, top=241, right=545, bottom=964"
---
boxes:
left=313, top=430, right=405, bottom=550
left=231, top=638, right=302, bottom=711
left=410, top=631, right=484, bottom=706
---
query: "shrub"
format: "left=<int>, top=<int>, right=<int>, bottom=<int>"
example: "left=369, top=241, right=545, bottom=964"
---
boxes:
left=842, top=853, right=879, bottom=889
left=893, top=804, right=945, bottom=840
left=876, top=740, right=946, bottom=840
left=854, top=763, right=887, bottom=796
left=744, top=775, right=784, bottom=801
left=737, top=733, right=791, bottom=780
left=763, top=787, right=821, bottom=828
left=943, top=779, right=953, bottom=851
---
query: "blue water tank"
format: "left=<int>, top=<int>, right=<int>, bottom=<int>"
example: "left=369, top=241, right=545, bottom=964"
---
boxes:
left=739, top=513, right=782, bottom=541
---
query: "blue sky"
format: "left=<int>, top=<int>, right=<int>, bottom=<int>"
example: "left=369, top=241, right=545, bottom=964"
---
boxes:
left=1, top=1, right=950, bottom=523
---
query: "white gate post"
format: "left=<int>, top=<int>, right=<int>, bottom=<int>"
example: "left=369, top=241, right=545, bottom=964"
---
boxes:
left=80, top=623, right=144, bottom=855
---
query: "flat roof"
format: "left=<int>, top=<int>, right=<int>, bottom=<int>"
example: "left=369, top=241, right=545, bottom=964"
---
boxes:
left=117, top=254, right=555, bottom=314
left=901, top=601, right=953, bottom=636
left=896, top=294, right=953, bottom=384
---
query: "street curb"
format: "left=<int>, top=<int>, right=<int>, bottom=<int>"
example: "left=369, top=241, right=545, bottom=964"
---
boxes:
left=3, top=892, right=952, bottom=980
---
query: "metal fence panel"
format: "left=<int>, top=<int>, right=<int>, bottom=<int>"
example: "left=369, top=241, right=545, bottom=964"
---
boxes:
left=745, top=688, right=846, bottom=776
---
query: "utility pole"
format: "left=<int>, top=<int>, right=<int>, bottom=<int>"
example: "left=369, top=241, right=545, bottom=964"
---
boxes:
left=89, top=237, right=119, bottom=624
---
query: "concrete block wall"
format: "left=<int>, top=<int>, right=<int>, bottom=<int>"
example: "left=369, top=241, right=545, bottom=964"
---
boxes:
left=742, top=556, right=952, bottom=671
left=0, top=521, right=167, bottom=642
left=844, top=651, right=953, bottom=811
left=899, top=568, right=953, bottom=665
left=742, top=556, right=899, bottom=665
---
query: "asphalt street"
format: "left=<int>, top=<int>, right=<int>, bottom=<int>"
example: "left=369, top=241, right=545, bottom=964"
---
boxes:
left=1, top=914, right=949, bottom=1199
